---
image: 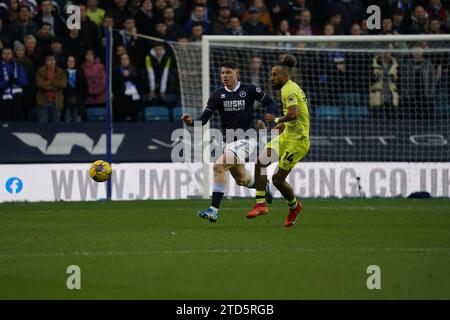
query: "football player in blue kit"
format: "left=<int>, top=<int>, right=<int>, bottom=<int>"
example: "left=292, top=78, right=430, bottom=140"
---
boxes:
left=182, top=60, right=278, bottom=223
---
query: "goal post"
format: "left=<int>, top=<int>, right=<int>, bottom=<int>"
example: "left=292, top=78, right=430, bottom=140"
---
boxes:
left=201, top=37, right=211, bottom=199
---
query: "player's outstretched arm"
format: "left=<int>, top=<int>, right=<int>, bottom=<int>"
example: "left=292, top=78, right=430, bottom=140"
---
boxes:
left=182, top=107, right=215, bottom=126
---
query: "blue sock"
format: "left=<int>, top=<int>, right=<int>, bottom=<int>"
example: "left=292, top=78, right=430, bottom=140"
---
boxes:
left=211, top=183, right=225, bottom=210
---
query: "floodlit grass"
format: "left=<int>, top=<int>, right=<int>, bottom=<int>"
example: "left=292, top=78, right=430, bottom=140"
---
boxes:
left=0, top=199, right=449, bottom=299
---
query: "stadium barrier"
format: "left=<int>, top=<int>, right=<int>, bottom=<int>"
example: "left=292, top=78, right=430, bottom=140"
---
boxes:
left=1, top=120, right=449, bottom=163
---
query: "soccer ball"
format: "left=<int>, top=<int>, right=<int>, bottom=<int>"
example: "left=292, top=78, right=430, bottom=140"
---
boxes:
left=89, top=160, right=112, bottom=182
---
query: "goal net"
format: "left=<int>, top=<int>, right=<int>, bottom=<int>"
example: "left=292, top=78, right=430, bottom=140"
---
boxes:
left=169, top=35, right=450, bottom=160
left=166, top=35, right=450, bottom=198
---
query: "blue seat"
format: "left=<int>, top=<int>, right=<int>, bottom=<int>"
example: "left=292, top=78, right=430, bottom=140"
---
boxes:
left=172, top=106, right=183, bottom=121
left=340, top=93, right=363, bottom=107
left=344, top=106, right=369, bottom=120
left=314, top=105, right=343, bottom=119
left=86, top=107, right=106, bottom=121
left=144, top=106, right=170, bottom=121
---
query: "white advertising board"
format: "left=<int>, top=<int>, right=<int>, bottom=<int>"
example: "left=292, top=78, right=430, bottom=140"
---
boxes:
left=1, top=163, right=449, bottom=202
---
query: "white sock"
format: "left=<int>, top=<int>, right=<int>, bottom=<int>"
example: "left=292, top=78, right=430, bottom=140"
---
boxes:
left=210, top=206, right=218, bottom=213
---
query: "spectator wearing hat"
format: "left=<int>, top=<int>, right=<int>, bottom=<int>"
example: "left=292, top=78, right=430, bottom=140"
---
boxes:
left=0, top=46, right=27, bottom=121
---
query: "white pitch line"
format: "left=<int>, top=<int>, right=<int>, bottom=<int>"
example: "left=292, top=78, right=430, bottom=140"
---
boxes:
left=0, top=247, right=448, bottom=259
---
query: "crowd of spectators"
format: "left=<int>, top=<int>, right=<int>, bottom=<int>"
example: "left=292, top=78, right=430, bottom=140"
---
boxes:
left=0, top=0, right=449, bottom=122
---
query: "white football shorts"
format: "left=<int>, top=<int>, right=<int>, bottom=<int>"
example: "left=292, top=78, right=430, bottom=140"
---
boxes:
left=224, top=138, right=257, bottom=164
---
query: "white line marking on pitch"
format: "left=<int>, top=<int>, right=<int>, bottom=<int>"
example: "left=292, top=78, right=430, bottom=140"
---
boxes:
left=0, top=247, right=448, bottom=259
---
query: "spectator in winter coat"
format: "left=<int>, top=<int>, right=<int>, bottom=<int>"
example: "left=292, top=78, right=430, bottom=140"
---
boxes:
left=35, top=54, right=67, bottom=122
left=64, top=55, right=88, bottom=122
left=0, top=46, right=27, bottom=121
left=113, top=53, right=141, bottom=121
left=82, top=49, right=106, bottom=111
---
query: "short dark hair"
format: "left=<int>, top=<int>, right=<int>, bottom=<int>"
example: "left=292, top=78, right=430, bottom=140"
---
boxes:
left=391, top=8, right=404, bottom=16
left=275, top=54, right=297, bottom=70
left=19, top=5, right=31, bottom=11
left=221, top=60, right=239, bottom=70
left=192, top=22, right=203, bottom=29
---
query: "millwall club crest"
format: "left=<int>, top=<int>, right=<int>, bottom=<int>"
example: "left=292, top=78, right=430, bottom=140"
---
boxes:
left=239, top=91, right=246, bottom=98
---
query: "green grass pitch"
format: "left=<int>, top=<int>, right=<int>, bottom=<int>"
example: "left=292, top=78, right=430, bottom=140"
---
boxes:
left=0, top=199, right=449, bottom=299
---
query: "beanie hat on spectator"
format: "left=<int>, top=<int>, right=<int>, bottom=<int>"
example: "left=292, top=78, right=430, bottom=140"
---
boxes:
left=13, top=41, right=25, bottom=53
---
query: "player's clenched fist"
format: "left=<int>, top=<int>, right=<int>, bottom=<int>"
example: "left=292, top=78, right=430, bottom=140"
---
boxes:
left=181, top=113, right=193, bottom=125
